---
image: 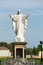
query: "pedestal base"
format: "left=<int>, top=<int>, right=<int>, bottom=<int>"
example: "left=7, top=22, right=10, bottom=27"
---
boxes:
left=12, top=42, right=27, bottom=59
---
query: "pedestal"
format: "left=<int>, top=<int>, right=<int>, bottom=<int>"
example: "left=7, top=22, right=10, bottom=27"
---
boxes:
left=12, top=42, right=27, bottom=59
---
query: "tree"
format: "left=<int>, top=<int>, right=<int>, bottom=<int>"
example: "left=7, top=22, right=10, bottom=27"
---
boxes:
left=32, top=47, right=36, bottom=55
left=0, top=41, right=7, bottom=47
left=26, top=48, right=33, bottom=55
left=36, top=44, right=42, bottom=54
left=0, top=41, right=12, bottom=52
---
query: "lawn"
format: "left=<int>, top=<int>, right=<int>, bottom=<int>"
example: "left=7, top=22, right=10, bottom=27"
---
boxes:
left=0, top=57, right=12, bottom=65
left=26, top=58, right=43, bottom=63
left=0, top=58, right=43, bottom=65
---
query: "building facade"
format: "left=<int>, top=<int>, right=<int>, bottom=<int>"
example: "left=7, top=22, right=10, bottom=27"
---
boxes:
left=0, top=47, right=11, bottom=57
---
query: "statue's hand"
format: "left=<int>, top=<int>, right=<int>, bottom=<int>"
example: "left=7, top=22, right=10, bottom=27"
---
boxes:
left=9, top=14, right=11, bottom=18
left=26, top=14, right=29, bottom=19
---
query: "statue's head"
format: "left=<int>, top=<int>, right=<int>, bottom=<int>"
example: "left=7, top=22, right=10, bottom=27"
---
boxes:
left=17, top=10, right=22, bottom=15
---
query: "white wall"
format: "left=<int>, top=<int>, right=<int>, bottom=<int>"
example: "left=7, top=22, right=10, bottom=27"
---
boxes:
left=26, top=51, right=43, bottom=58
left=39, top=51, right=43, bottom=58
left=0, top=50, right=11, bottom=57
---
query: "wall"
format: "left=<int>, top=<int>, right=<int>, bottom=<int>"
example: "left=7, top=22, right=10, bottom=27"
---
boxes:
left=0, top=50, right=11, bottom=57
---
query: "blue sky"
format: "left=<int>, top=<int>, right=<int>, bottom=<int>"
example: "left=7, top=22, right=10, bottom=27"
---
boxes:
left=0, top=0, right=43, bottom=48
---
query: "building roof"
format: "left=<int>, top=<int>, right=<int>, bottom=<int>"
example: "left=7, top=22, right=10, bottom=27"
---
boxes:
left=0, top=47, right=8, bottom=50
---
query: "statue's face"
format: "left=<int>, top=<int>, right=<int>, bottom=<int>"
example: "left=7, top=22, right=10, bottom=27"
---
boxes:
left=17, top=10, right=22, bottom=15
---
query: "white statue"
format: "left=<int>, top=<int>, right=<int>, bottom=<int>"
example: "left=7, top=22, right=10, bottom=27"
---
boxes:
left=9, top=10, right=29, bottom=42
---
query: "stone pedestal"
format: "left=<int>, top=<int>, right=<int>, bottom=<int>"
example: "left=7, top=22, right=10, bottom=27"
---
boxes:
left=12, top=42, right=27, bottom=59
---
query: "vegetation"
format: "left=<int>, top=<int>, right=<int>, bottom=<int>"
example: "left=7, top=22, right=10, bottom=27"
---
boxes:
left=26, top=44, right=43, bottom=55
left=26, top=58, right=43, bottom=63
left=0, top=41, right=43, bottom=64
left=0, top=58, right=12, bottom=65
left=0, top=41, right=43, bottom=55
left=0, top=41, right=13, bottom=52
left=26, top=48, right=33, bottom=55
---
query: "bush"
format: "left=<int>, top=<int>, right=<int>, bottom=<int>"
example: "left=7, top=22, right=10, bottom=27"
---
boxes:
left=0, top=60, right=2, bottom=65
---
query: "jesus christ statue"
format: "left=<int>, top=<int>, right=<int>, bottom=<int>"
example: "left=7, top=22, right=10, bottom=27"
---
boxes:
left=9, top=10, right=29, bottom=42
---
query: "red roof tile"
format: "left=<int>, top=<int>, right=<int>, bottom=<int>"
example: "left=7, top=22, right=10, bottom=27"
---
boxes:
left=0, top=47, right=8, bottom=50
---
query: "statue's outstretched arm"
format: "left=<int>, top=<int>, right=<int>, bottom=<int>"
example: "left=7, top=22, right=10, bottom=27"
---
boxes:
left=9, top=14, right=15, bottom=22
left=9, top=14, right=11, bottom=18
left=9, top=14, right=14, bottom=19
left=26, top=14, right=29, bottom=19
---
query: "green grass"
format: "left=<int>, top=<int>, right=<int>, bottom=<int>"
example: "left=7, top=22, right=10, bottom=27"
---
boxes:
left=0, top=57, right=11, bottom=61
left=0, top=57, right=12, bottom=65
left=0, top=58, right=43, bottom=65
left=26, top=58, right=43, bottom=63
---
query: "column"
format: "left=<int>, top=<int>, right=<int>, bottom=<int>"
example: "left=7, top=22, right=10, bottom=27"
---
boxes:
left=15, top=48, right=16, bottom=58
left=23, top=48, right=24, bottom=59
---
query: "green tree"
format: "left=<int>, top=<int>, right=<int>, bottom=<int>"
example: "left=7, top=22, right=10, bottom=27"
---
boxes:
left=26, top=48, right=33, bottom=55
left=36, top=44, right=42, bottom=54
left=32, top=47, right=36, bottom=55
left=0, top=41, right=12, bottom=51
left=0, top=41, right=7, bottom=47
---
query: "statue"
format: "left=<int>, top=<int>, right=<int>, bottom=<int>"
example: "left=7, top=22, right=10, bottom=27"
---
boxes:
left=9, top=10, right=29, bottom=42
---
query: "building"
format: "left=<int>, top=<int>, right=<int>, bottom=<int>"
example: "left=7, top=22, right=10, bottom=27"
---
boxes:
left=39, top=51, right=43, bottom=58
left=0, top=47, right=11, bottom=58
